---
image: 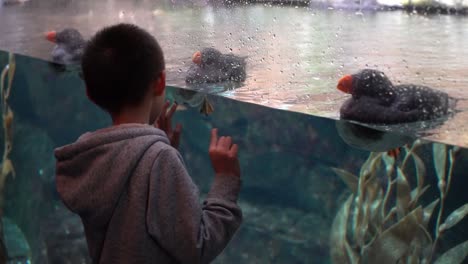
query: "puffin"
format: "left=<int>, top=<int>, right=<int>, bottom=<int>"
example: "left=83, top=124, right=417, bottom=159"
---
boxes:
left=185, top=48, right=247, bottom=84
left=45, top=28, right=86, bottom=65
left=337, top=69, right=454, bottom=125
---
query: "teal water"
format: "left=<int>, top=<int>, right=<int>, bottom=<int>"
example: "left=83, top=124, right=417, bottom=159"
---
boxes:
left=1, top=50, right=468, bottom=263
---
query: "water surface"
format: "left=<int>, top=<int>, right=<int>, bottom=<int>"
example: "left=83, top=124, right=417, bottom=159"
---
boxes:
left=1, top=0, right=467, bottom=146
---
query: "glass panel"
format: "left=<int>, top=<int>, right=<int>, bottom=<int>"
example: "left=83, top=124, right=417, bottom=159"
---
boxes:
left=1, top=0, right=468, bottom=262
left=0, top=50, right=467, bottom=263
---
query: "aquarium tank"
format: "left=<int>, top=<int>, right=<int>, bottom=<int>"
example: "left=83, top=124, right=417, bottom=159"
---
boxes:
left=0, top=0, right=468, bottom=263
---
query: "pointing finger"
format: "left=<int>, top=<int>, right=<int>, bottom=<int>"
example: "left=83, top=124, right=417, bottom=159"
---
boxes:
left=167, top=102, right=178, bottom=119
left=209, top=128, right=218, bottom=150
left=229, top=144, right=238, bottom=157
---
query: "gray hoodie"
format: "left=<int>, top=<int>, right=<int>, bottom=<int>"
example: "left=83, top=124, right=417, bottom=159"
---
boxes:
left=54, top=124, right=242, bottom=264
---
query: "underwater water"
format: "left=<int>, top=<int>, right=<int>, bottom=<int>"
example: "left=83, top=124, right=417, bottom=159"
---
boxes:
left=1, top=0, right=468, bottom=147
left=1, top=49, right=468, bottom=263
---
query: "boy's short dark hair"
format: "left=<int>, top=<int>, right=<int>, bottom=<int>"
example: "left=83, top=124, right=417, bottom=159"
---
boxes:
left=82, top=23, right=165, bottom=114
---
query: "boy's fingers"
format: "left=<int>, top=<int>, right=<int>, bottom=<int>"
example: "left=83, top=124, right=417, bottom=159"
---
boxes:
left=172, top=125, right=182, bottom=148
left=209, top=128, right=218, bottom=149
left=159, top=101, right=169, bottom=121
left=167, top=102, right=177, bottom=118
left=154, top=112, right=162, bottom=127
left=173, top=124, right=182, bottom=139
left=157, top=117, right=165, bottom=130
left=229, top=144, right=238, bottom=157
left=157, top=101, right=172, bottom=128
left=154, top=117, right=160, bottom=127
left=166, top=117, right=173, bottom=133
left=219, top=136, right=232, bottom=149
left=175, top=123, right=182, bottom=133
left=158, top=115, right=166, bottom=130
left=162, top=100, right=170, bottom=115
left=157, top=114, right=165, bottom=128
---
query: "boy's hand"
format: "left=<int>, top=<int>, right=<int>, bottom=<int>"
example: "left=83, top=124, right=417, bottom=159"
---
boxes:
left=156, top=100, right=182, bottom=149
left=209, top=128, right=240, bottom=178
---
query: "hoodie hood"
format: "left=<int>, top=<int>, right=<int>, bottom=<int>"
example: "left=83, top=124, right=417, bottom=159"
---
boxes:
left=55, top=124, right=169, bottom=227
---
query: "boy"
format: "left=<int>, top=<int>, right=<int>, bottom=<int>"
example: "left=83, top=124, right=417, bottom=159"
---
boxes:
left=54, top=23, right=242, bottom=264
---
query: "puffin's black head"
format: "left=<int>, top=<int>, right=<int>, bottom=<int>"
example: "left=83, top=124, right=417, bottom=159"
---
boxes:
left=337, top=69, right=395, bottom=104
left=191, top=48, right=223, bottom=67
left=46, top=28, right=85, bottom=49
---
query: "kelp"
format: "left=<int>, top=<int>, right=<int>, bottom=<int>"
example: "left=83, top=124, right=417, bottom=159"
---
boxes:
left=330, top=140, right=468, bottom=264
left=0, top=52, right=16, bottom=262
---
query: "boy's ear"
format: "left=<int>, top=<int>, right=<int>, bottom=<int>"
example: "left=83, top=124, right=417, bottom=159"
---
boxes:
left=154, top=70, right=166, bottom=96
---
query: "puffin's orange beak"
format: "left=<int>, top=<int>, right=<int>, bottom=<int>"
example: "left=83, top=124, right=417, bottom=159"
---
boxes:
left=192, top=51, right=202, bottom=65
left=337, top=75, right=353, bottom=94
left=46, top=31, right=57, bottom=43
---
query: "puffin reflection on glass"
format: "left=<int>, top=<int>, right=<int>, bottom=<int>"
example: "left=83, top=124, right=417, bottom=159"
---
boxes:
left=335, top=120, right=416, bottom=157
left=336, top=69, right=456, bottom=156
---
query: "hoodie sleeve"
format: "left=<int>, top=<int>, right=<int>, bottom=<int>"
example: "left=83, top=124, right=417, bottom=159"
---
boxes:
left=146, top=147, right=242, bottom=264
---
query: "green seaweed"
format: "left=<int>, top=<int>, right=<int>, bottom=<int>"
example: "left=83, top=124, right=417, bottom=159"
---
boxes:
left=330, top=140, right=468, bottom=264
